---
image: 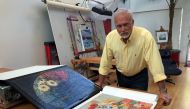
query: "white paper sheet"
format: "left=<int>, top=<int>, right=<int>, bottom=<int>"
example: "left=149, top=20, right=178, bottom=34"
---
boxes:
left=102, top=86, right=158, bottom=103
left=0, top=65, right=63, bottom=80
left=74, top=86, right=158, bottom=109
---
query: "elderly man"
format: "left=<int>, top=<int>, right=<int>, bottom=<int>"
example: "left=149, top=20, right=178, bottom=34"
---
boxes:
left=97, top=9, right=172, bottom=106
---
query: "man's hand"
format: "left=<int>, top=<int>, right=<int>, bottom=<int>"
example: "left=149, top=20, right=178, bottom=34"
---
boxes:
left=95, top=74, right=106, bottom=88
left=157, top=80, right=172, bottom=106
left=160, top=91, right=172, bottom=106
left=95, top=80, right=102, bottom=88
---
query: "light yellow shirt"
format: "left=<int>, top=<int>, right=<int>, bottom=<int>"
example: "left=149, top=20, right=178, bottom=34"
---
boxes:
left=99, top=26, right=166, bottom=83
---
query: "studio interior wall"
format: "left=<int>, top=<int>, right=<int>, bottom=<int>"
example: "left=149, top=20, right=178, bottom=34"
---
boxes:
left=130, top=0, right=190, bottom=63
left=0, top=0, right=54, bottom=69
left=123, top=0, right=189, bottom=63
left=179, top=0, right=190, bottom=64
left=1, top=0, right=189, bottom=68
left=133, top=8, right=182, bottom=49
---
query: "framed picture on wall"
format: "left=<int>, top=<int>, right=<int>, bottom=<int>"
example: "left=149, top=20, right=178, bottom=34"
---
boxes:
left=156, top=31, right=168, bottom=43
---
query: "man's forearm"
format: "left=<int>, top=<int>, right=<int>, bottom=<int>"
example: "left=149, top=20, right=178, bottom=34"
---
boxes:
left=157, top=80, right=167, bottom=93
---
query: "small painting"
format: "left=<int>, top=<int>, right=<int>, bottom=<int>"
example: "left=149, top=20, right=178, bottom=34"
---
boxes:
left=156, top=31, right=168, bottom=43
left=79, top=25, right=95, bottom=51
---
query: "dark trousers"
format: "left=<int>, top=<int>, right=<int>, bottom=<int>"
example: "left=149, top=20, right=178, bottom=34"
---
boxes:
left=116, top=68, right=148, bottom=91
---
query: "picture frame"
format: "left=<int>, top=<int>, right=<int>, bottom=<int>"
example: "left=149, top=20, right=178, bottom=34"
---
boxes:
left=79, top=25, right=95, bottom=51
left=67, top=16, right=100, bottom=57
left=156, top=31, right=168, bottom=43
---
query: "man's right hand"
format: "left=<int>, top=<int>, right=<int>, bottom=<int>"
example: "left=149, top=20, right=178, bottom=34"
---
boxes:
left=95, top=80, right=103, bottom=88
left=95, top=74, right=106, bottom=88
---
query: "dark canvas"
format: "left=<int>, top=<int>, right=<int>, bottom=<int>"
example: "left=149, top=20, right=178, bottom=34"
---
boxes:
left=6, top=65, right=101, bottom=109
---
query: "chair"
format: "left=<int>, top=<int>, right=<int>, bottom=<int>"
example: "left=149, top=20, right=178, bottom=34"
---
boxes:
left=159, top=49, right=182, bottom=85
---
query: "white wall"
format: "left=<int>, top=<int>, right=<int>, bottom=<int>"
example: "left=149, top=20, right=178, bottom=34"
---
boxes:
left=109, top=0, right=189, bottom=63
left=133, top=0, right=190, bottom=63
left=0, top=0, right=54, bottom=69
left=133, top=8, right=182, bottom=49
left=179, top=0, right=190, bottom=63
left=124, top=0, right=188, bottom=63
left=130, top=0, right=168, bottom=12
left=1, top=0, right=189, bottom=68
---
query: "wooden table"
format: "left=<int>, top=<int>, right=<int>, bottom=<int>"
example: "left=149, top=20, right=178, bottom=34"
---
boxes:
left=71, top=57, right=116, bottom=72
left=80, top=57, right=116, bottom=65
left=71, top=57, right=116, bottom=83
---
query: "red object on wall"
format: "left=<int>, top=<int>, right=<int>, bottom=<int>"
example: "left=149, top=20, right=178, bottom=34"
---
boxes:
left=103, top=19, right=111, bottom=35
left=170, top=49, right=180, bottom=66
left=44, top=42, right=60, bottom=65
left=45, top=44, right=52, bottom=65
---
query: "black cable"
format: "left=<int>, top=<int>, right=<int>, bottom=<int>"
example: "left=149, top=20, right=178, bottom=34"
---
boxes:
left=79, top=11, right=87, bottom=22
left=114, top=7, right=118, bottom=12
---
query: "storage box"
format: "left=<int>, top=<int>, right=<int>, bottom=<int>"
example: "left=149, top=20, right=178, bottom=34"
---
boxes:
left=0, top=83, right=24, bottom=108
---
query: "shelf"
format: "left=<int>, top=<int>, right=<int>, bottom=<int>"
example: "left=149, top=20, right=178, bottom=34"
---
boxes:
left=46, top=0, right=91, bottom=12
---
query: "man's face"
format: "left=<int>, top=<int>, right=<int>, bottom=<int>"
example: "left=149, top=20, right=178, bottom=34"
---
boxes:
left=115, top=13, right=134, bottom=39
